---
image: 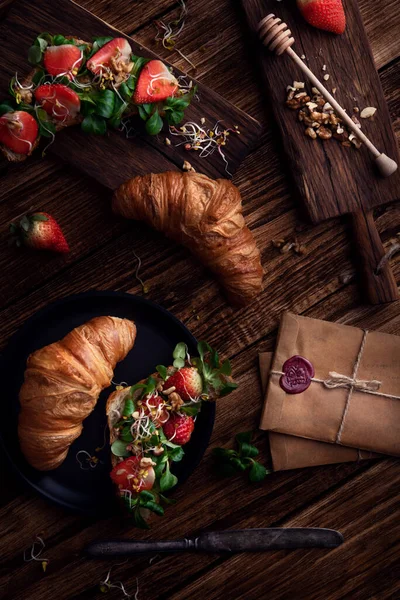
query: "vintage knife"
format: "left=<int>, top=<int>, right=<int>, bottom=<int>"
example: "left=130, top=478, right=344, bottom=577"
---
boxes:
left=85, top=528, right=343, bottom=557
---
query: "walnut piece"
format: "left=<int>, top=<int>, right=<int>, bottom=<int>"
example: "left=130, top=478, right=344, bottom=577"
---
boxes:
left=169, top=391, right=184, bottom=411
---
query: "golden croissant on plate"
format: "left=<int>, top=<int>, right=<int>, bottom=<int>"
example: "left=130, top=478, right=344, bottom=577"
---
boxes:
left=112, top=172, right=263, bottom=306
left=18, top=316, right=136, bottom=471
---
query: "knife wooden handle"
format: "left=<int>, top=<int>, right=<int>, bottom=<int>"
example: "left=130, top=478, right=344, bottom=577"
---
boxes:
left=351, top=208, right=399, bottom=304
left=85, top=528, right=343, bottom=557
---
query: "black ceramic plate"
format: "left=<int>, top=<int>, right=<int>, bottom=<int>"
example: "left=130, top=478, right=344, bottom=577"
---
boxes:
left=0, top=291, right=215, bottom=515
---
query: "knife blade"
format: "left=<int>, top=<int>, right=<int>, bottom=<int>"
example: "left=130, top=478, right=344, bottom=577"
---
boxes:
left=85, top=528, right=343, bottom=557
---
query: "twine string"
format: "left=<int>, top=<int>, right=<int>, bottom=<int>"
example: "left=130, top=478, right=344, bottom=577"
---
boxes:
left=270, top=329, right=400, bottom=445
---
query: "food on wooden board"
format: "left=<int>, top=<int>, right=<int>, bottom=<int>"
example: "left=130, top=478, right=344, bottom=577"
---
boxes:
left=18, top=316, right=136, bottom=470
left=296, top=0, right=346, bottom=35
left=112, top=172, right=264, bottom=306
left=285, top=81, right=362, bottom=148
left=106, top=341, right=237, bottom=527
left=0, top=110, right=39, bottom=160
left=9, top=211, right=70, bottom=254
left=0, top=33, right=195, bottom=161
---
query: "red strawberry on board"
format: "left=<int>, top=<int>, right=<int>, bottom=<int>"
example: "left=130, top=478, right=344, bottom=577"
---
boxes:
left=166, top=367, right=203, bottom=402
left=133, top=59, right=178, bottom=104
left=0, top=111, right=38, bottom=155
left=296, top=0, right=346, bottom=34
left=162, top=413, right=195, bottom=445
left=35, top=84, right=81, bottom=122
left=43, top=44, right=83, bottom=78
left=10, top=212, right=70, bottom=254
left=87, top=37, right=132, bottom=75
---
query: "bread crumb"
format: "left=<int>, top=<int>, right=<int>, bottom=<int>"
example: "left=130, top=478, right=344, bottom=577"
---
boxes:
left=323, top=74, right=330, bottom=81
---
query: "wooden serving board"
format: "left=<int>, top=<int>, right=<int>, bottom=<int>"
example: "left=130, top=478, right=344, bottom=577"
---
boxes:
left=240, top=0, right=400, bottom=303
left=0, top=0, right=262, bottom=188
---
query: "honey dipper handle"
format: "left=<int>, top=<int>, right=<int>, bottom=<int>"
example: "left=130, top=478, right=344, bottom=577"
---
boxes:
left=351, top=208, right=399, bottom=304
left=286, top=47, right=381, bottom=158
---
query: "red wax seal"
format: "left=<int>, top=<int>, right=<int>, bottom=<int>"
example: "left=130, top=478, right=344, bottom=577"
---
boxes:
left=279, top=355, right=315, bottom=394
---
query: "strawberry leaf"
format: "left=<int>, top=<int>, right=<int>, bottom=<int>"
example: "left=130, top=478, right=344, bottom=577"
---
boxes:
left=220, top=359, right=232, bottom=376
left=219, top=382, right=238, bottom=397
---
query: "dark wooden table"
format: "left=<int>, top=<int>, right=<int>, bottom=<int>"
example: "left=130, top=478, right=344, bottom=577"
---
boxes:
left=1, top=0, right=399, bottom=599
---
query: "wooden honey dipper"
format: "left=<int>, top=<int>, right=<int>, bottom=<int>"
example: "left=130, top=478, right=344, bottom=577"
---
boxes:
left=258, top=14, right=398, bottom=177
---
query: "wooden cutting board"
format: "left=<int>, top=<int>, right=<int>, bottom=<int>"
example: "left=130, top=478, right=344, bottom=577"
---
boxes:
left=0, top=0, right=262, bottom=187
left=240, top=0, right=400, bottom=303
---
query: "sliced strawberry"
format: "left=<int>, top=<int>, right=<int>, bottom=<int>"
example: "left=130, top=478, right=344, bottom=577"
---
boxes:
left=0, top=111, right=38, bottom=155
left=35, top=84, right=80, bottom=122
left=140, top=395, right=170, bottom=426
left=43, top=44, right=83, bottom=78
left=134, top=60, right=178, bottom=104
left=111, top=456, right=155, bottom=494
left=87, top=37, right=132, bottom=75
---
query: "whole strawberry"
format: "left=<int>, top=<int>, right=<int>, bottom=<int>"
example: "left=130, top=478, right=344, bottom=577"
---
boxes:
left=297, top=0, right=346, bottom=35
left=10, top=212, right=69, bottom=254
left=166, top=367, right=203, bottom=402
left=163, top=413, right=195, bottom=445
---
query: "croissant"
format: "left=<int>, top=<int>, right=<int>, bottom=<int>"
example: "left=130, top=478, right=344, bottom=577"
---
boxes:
left=112, top=172, right=263, bottom=305
left=18, top=316, right=136, bottom=471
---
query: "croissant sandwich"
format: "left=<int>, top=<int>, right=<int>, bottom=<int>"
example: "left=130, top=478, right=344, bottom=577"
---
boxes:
left=105, top=341, right=237, bottom=527
left=18, top=316, right=136, bottom=471
left=112, top=172, right=263, bottom=306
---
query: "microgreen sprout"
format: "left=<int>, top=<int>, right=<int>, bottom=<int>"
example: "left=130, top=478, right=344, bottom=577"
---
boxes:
left=132, top=250, right=149, bottom=294
left=169, top=120, right=240, bottom=175
left=99, top=561, right=134, bottom=598
left=76, top=449, right=101, bottom=470
left=154, top=0, right=195, bottom=71
left=23, top=535, right=49, bottom=572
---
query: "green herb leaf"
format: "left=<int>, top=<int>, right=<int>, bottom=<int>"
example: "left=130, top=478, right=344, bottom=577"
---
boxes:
left=0, top=100, right=15, bottom=116
left=142, top=501, right=164, bottom=516
left=220, top=359, right=232, bottom=376
left=81, top=114, right=107, bottom=135
left=94, top=89, right=115, bottom=119
left=145, top=110, right=163, bottom=136
left=219, top=382, right=238, bottom=397
left=168, top=446, right=185, bottom=462
left=133, top=509, right=150, bottom=529
left=197, top=341, right=212, bottom=363
left=165, top=109, right=184, bottom=126
left=131, top=55, right=150, bottom=80
left=235, top=431, right=252, bottom=445
left=160, top=462, right=178, bottom=492
left=139, top=490, right=156, bottom=502
left=156, top=365, right=168, bottom=380
left=111, top=439, right=130, bottom=457
left=180, top=403, right=201, bottom=417
left=32, top=69, right=45, bottom=85
left=122, top=397, right=134, bottom=417
left=119, top=81, right=133, bottom=101
left=28, top=45, right=43, bottom=65
left=212, top=447, right=237, bottom=460
left=120, top=427, right=134, bottom=442
left=159, top=493, right=176, bottom=505
left=230, top=457, right=247, bottom=472
left=248, top=461, right=269, bottom=483
left=239, top=443, right=259, bottom=458
left=173, top=343, right=187, bottom=360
